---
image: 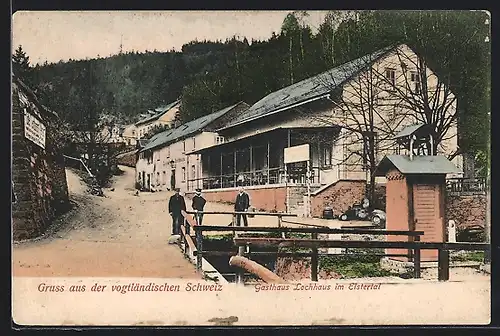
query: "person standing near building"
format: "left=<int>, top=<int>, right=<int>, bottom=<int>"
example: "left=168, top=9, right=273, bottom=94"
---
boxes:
left=168, top=188, right=186, bottom=235
left=234, top=187, right=250, bottom=227
left=192, top=188, right=206, bottom=225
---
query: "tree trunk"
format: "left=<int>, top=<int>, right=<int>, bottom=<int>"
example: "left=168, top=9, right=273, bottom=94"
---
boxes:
left=289, top=36, right=294, bottom=85
left=229, top=256, right=288, bottom=284
left=462, top=151, right=475, bottom=179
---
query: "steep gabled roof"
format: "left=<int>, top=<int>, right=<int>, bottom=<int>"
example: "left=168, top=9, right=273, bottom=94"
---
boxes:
left=139, top=102, right=246, bottom=153
left=219, top=45, right=396, bottom=131
left=135, top=100, right=180, bottom=126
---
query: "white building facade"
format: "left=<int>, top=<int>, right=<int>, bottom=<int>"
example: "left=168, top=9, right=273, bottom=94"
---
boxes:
left=135, top=102, right=249, bottom=192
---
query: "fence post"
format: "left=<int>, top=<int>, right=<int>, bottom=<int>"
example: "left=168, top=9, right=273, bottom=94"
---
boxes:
left=195, top=228, right=203, bottom=272
left=185, top=218, right=190, bottom=256
left=311, top=232, right=318, bottom=282
left=413, top=235, right=421, bottom=279
left=438, top=249, right=450, bottom=281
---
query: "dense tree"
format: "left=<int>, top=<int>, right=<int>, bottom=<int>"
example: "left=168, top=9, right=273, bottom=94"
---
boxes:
left=21, top=10, right=489, bottom=179
left=12, top=45, right=34, bottom=87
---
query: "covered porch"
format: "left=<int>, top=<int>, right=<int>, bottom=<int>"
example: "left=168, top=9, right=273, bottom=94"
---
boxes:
left=189, top=126, right=341, bottom=191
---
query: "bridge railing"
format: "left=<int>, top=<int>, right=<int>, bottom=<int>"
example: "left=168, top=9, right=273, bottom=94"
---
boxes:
left=178, top=211, right=489, bottom=282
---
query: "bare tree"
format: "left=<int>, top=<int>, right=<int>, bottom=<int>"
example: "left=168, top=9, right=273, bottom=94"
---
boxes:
left=380, top=46, right=458, bottom=159
left=292, top=44, right=458, bottom=201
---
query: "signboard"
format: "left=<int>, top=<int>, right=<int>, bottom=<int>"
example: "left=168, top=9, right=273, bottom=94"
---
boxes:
left=284, top=144, right=310, bottom=164
left=24, top=109, right=46, bottom=149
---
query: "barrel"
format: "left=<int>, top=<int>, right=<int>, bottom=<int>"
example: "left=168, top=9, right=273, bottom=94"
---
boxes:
left=322, top=207, right=334, bottom=219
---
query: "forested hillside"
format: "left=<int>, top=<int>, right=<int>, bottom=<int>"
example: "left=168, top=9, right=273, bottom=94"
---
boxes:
left=14, top=10, right=490, bottom=160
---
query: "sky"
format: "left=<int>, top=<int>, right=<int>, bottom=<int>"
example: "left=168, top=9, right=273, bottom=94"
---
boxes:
left=12, top=11, right=329, bottom=65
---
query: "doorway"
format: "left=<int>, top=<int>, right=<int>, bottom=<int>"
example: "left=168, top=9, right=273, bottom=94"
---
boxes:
left=170, top=169, right=176, bottom=190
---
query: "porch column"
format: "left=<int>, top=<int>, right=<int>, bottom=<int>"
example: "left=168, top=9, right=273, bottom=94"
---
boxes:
left=234, top=150, right=237, bottom=188
left=287, top=129, right=291, bottom=147
left=249, top=145, right=253, bottom=185
left=267, top=141, right=270, bottom=184
left=220, top=152, right=223, bottom=188
left=200, top=154, right=203, bottom=190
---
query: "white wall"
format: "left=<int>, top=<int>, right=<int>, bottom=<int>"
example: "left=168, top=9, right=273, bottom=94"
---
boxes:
left=135, top=131, right=220, bottom=193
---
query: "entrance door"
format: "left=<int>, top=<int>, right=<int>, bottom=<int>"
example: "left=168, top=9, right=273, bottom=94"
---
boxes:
left=413, top=184, right=442, bottom=261
left=170, top=169, right=176, bottom=190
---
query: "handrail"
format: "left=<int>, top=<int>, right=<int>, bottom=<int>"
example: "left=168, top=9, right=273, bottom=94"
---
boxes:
left=177, top=209, right=488, bottom=282
left=185, top=211, right=297, bottom=217
left=232, top=237, right=489, bottom=250
left=192, top=225, right=424, bottom=236
left=63, top=154, right=94, bottom=177
left=180, top=225, right=197, bottom=254
left=181, top=210, right=198, bottom=228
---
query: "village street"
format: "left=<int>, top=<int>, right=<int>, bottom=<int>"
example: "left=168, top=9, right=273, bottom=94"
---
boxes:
left=12, top=166, right=202, bottom=278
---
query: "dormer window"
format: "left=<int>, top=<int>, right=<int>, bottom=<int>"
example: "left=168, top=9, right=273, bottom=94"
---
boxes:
left=216, top=136, right=225, bottom=144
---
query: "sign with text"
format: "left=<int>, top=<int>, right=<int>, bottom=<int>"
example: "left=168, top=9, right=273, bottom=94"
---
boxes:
left=284, top=144, right=310, bottom=164
left=24, top=110, right=46, bottom=149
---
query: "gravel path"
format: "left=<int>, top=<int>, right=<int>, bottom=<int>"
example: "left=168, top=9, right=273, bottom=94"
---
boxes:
left=12, top=166, right=201, bottom=279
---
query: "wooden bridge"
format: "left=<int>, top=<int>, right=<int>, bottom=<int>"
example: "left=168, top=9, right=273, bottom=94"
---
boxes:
left=178, top=210, right=489, bottom=283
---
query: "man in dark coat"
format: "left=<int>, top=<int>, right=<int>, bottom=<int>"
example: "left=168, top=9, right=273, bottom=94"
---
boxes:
left=168, top=188, right=186, bottom=235
left=191, top=188, right=206, bottom=225
left=234, top=187, right=250, bottom=227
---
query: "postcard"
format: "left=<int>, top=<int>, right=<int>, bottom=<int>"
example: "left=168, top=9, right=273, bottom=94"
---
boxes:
left=11, top=10, right=491, bottom=327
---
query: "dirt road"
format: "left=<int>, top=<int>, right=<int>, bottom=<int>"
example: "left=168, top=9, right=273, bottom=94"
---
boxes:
left=12, top=166, right=201, bottom=278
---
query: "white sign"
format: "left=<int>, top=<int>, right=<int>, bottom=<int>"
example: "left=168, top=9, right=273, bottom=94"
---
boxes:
left=24, top=110, right=46, bottom=149
left=284, top=144, right=310, bottom=164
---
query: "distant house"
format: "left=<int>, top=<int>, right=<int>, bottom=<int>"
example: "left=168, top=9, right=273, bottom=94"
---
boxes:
left=189, top=44, right=462, bottom=213
left=135, top=100, right=180, bottom=139
left=135, top=102, right=249, bottom=192
left=122, top=124, right=138, bottom=146
left=101, top=124, right=126, bottom=144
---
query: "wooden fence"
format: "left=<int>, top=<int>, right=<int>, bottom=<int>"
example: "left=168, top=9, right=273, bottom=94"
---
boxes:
left=179, top=211, right=489, bottom=282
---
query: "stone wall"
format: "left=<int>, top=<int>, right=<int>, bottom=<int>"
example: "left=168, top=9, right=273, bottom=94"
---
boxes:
left=310, top=180, right=366, bottom=218
left=445, top=194, right=487, bottom=229
left=12, top=77, right=70, bottom=241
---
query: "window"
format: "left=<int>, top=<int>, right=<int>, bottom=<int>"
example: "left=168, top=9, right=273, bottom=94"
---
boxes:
left=411, top=71, right=421, bottom=94
left=183, top=140, right=186, bottom=152
left=216, top=136, right=225, bottom=144
left=385, top=68, right=396, bottom=87
left=192, top=137, right=196, bottom=149
left=132, top=130, right=136, bottom=136
left=156, top=172, right=160, bottom=186
left=321, top=144, right=333, bottom=168
left=163, top=171, right=166, bottom=185
left=181, top=167, right=186, bottom=182
left=191, top=165, right=196, bottom=179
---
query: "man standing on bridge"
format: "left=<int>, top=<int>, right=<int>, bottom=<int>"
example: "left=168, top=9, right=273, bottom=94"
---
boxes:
left=169, top=188, right=186, bottom=235
left=192, top=188, right=206, bottom=225
left=234, top=187, right=250, bottom=227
